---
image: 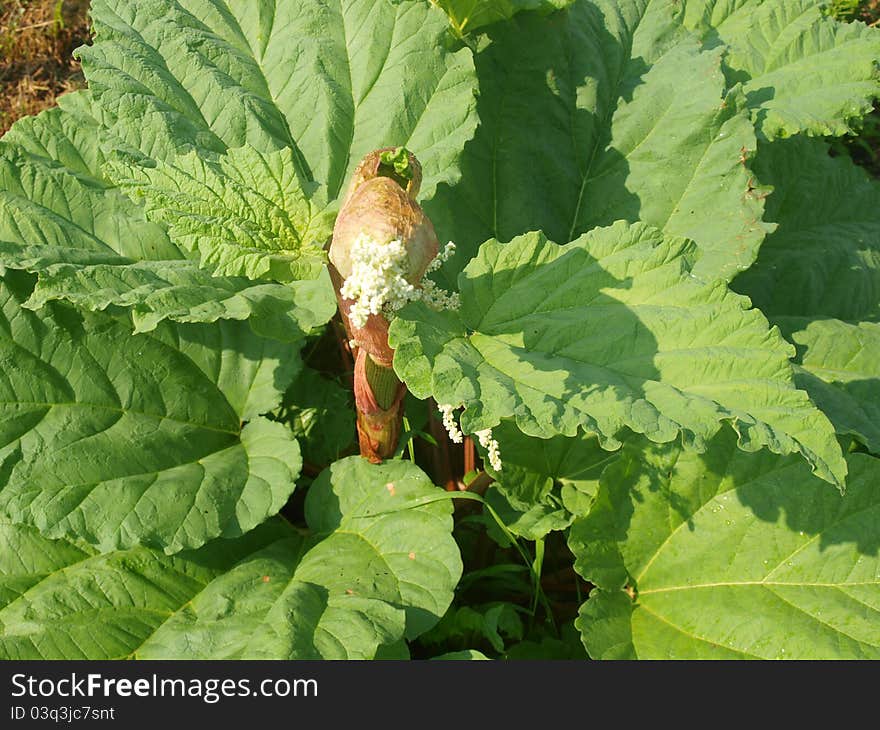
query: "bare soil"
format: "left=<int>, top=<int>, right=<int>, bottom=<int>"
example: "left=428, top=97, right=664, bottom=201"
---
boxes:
left=0, top=0, right=91, bottom=136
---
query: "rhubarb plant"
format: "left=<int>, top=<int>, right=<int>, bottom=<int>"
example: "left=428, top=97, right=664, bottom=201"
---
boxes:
left=0, top=0, right=879, bottom=660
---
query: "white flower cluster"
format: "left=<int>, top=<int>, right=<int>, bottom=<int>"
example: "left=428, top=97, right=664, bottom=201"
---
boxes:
left=475, top=428, right=502, bottom=472
left=340, top=234, right=413, bottom=329
left=437, top=403, right=502, bottom=471
left=437, top=403, right=463, bottom=443
left=420, top=241, right=460, bottom=311
left=340, top=235, right=460, bottom=329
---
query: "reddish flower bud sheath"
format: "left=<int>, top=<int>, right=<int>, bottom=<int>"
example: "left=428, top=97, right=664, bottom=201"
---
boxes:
left=329, top=147, right=440, bottom=461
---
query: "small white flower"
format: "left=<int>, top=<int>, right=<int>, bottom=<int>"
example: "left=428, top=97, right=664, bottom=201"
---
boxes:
left=425, top=241, right=456, bottom=273
left=419, top=278, right=461, bottom=311
left=475, top=428, right=502, bottom=472
left=437, top=403, right=464, bottom=443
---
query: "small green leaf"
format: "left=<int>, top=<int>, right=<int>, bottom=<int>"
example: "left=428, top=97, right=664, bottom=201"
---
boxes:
left=430, top=650, right=491, bottom=660
left=484, top=488, right=572, bottom=541
left=282, top=368, right=357, bottom=467
left=488, top=421, right=615, bottom=523
left=378, top=147, right=415, bottom=182
left=481, top=422, right=611, bottom=537
left=420, top=603, right=524, bottom=653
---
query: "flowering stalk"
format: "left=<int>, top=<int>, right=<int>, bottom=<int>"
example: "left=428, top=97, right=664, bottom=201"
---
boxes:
left=329, top=147, right=457, bottom=463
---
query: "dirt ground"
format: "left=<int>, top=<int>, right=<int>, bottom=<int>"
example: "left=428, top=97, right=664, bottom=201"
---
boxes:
left=0, top=0, right=91, bottom=136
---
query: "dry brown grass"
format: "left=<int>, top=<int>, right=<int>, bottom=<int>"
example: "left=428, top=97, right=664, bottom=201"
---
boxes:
left=0, top=0, right=91, bottom=136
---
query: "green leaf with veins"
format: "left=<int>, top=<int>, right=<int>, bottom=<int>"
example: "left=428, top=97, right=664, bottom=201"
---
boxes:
left=0, top=103, right=337, bottom=340
left=2, top=92, right=136, bottom=182
left=733, top=137, right=880, bottom=323
left=282, top=368, right=357, bottom=468
left=682, top=0, right=880, bottom=139
left=420, top=603, right=524, bottom=653
left=489, top=421, right=614, bottom=503
left=427, top=0, right=769, bottom=285
left=571, top=429, right=880, bottom=659
left=0, top=114, right=178, bottom=264
left=482, top=421, right=614, bottom=538
left=138, top=458, right=460, bottom=659
left=784, top=319, right=880, bottom=455
left=732, top=138, right=880, bottom=454
left=0, top=273, right=301, bottom=554
left=484, top=487, right=572, bottom=541
left=0, top=460, right=459, bottom=659
left=391, top=221, right=847, bottom=488
left=19, top=260, right=336, bottom=343
left=79, top=0, right=478, bottom=201
left=0, top=519, right=290, bottom=660
left=107, top=146, right=333, bottom=283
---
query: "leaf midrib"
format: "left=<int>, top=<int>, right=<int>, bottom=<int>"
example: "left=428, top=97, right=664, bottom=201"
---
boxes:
left=639, top=579, right=880, bottom=595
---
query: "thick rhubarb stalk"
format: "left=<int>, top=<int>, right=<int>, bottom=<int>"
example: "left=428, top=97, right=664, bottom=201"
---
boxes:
left=353, top=349, right=406, bottom=462
left=329, top=148, right=438, bottom=462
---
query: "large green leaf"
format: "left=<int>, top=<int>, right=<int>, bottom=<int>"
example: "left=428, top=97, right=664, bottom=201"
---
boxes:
left=390, top=222, right=847, bottom=488
left=0, top=110, right=178, bottom=264
left=138, top=458, right=461, bottom=659
left=731, top=138, right=880, bottom=453
left=734, top=137, right=880, bottom=323
left=1, top=92, right=135, bottom=181
left=0, top=520, right=288, bottom=660
left=19, top=257, right=336, bottom=343
left=0, top=274, right=301, bottom=554
left=79, top=0, right=478, bottom=201
left=571, top=430, right=880, bottom=659
left=427, top=0, right=769, bottom=284
left=682, top=0, right=880, bottom=139
left=0, top=457, right=460, bottom=659
left=0, top=103, right=337, bottom=340
left=107, top=146, right=333, bottom=283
